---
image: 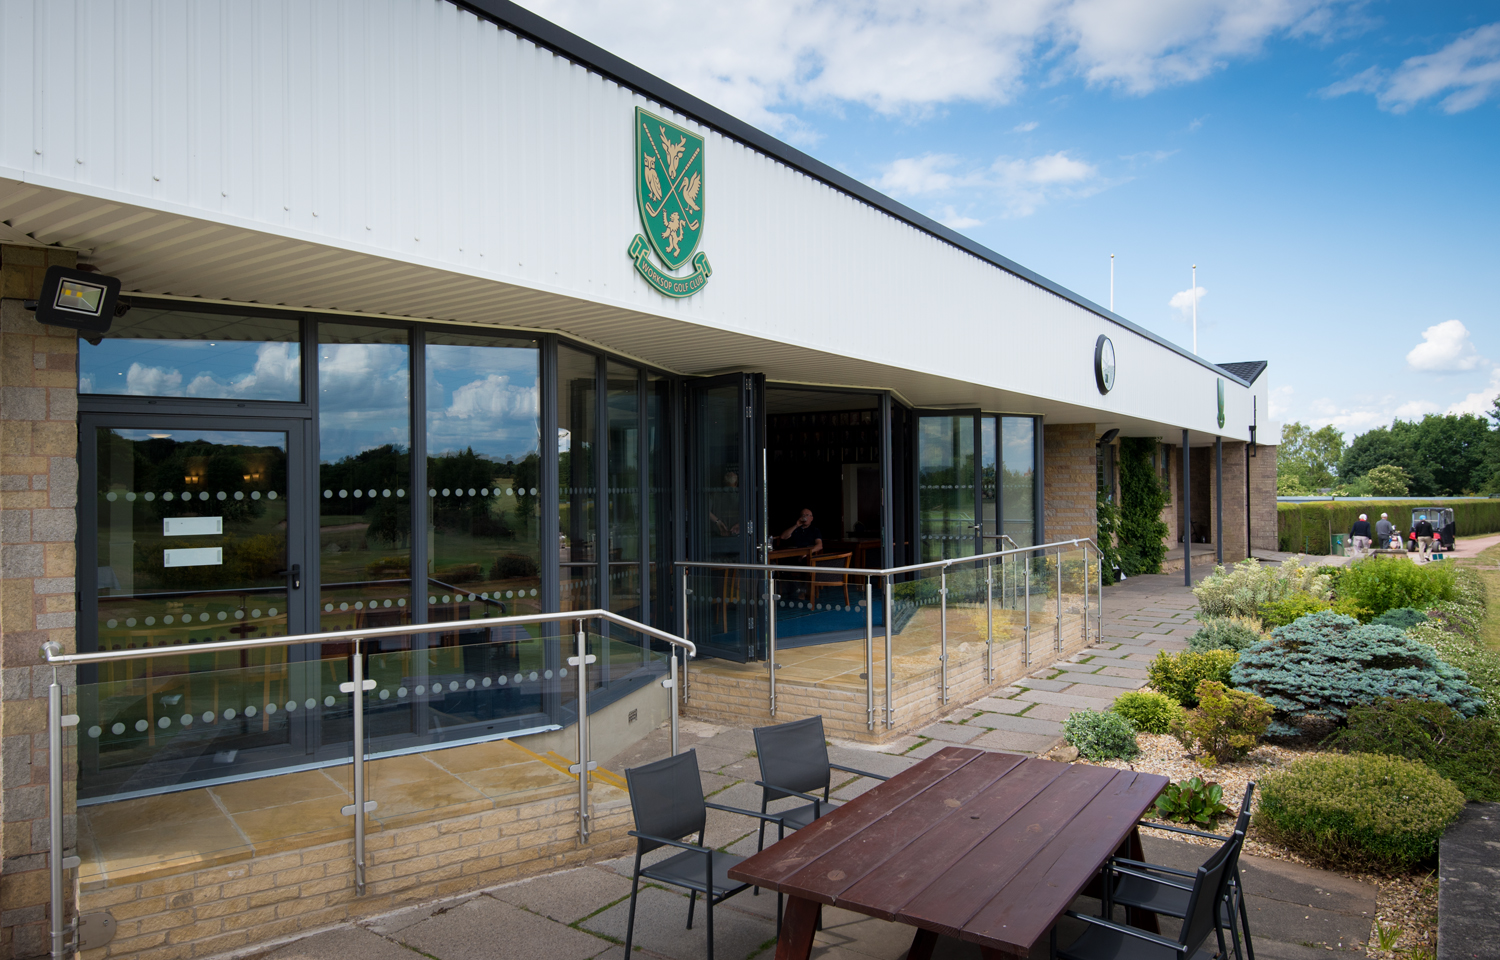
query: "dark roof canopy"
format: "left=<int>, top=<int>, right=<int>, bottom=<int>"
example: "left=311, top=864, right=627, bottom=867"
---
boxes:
left=1214, top=361, right=1268, bottom=384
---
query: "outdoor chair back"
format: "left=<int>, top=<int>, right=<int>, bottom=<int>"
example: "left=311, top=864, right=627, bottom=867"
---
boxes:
left=626, top=747, right=708, bottom=854
left=754, top=715, right=833, bottom=803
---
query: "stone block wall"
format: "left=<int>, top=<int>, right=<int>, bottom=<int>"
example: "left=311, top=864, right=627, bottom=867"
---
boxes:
left=1249, top=444, right=1279, bottom=553
left=1, top=244, right=81, bottom=960
left=1161, top=444, right=1179, bottom=545
left=1220, top=441, right=1249, bottom=562
left=1042, top=423, right=1096, bottom=544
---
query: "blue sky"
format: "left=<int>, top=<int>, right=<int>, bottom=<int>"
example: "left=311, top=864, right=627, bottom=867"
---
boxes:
left=520, top=0, right=1500, bottom=441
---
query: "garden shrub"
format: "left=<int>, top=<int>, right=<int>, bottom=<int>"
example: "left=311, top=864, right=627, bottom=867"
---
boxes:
left=1336, top=557, right=1456, bottom=619
left=1194, top=557, right=1332, bottom=619
left=1063, top=711, right=1139, bottom=761
left=1170, top=681, right=1273, bottom=766
left=1257, top=592, right=1330, bottom=628
left=1111, top=690, right=1182, bottom=734
left=1371, top=607, right=1429, bottom=630
left=1256, top=752, right=1466, bottom=872
left=1326, top=698, right=1500, bottom=801
left=1186, top=615, right=1265, bottom=653
left=1117, top=438, right=1170, bottom=576
left=1230, top=611, right=1484, bottom=734
left=1147, top=649, right=1238, bottom=707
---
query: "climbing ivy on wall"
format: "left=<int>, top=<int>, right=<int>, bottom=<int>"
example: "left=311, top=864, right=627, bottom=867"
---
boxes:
left=1097, top=490, right=1123, bottom=584
left=1119, top=438, right=1170, bottom=576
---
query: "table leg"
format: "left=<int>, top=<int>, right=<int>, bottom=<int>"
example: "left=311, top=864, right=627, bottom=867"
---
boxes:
left=905, top=928, right=939, bottom=960
left=1123, top=827, right=1160, bottom=934
left=775, top=896, right=822, bottom=960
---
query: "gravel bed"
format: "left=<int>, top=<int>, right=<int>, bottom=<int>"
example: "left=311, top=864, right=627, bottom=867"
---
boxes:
left=1087, top=733, right=1438, bottom=958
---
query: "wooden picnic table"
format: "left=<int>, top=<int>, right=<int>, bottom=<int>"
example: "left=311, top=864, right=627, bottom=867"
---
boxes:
left=727, top=745, right=1169, bottom=960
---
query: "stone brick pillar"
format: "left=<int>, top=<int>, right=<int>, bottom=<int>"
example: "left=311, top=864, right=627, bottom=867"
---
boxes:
left=1221, top=441, right=1249, bottom=562
left=1, top=243, right=80, bottom=959
left=1249, top=444, right=1279, bottom=553
left=1161, top=444, right=1179, bottom=545
left=1042, top=423, right=1097, bottom=543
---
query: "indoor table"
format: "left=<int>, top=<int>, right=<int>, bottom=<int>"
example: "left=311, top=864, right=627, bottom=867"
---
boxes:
left=728, top=745, right=1169, bottom=960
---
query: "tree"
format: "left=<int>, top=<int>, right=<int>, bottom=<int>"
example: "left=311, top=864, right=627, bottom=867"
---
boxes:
left=1279, top=422, right=1345, bottom=491
left=1337, top=412, right=1496, bottom=496
left=1364, top=464, right=1411, bottom=497
left=1338, top=426, right=1406, bottom=481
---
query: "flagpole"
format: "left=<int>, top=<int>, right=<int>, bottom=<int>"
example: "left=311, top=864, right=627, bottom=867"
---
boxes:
left=1191, top=264, right=1198, bottom=355
left=1110, top=254, right=1114, bottom=312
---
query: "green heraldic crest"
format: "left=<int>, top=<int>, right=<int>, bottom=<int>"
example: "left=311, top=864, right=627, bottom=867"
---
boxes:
left=629, top=108, right=712, bottom=298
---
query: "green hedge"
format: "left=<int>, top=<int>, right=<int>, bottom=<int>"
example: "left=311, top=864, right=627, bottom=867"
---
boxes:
left=1277, top=499, right=1500, bottom=554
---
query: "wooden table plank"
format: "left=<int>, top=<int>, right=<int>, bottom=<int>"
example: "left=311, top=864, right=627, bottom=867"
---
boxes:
left=889, top=762, right=1119, bottom=932
left=960, top=769, right=1169, bottom=952
left=780, top=751, right=1025, bottom=906
left=729, top=746, right=982, bottom=892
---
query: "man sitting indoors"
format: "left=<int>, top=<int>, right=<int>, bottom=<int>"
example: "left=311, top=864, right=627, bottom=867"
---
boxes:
left=779, top=508, right=823, bottom=555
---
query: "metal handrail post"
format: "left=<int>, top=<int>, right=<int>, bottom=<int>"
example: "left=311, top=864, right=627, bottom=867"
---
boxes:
left=351, top=639, right=367, bottom=895
left=668, top=653, right=679, bottom=756
left=1082, top=546, right=1090, bottom=647
left=985, top=560, right=994, bottom=683
left=939, top=568, right=949, bottom=704
left=1055, top=547, right=1063, bottom=654
left=48, top=670, right=65, bottom=959
left=864, top=577, right=875, bottom=732
left=680, top=567, right=690, bottom=703
left=573, top=619, right=591, bottom=842
left=884, top=577, right=894, bottom=728
left=767, top=571, right=777, bottom=717
left=1024, top=560, right=1031, bottom=667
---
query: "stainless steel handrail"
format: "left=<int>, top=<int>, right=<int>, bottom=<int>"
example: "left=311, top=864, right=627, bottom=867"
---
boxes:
left=40, top=608, right=691, bottom=959
left=676, top=537, right=1105, bottom=730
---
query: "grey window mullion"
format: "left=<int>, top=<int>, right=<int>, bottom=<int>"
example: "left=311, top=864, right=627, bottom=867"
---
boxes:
left=410, top=328, right=428, bottom=628
left=540, top=336, right=560, bottom=615
left=637, top=367, right=650, bottom=652
left=595, top=352, right=609, bottom=678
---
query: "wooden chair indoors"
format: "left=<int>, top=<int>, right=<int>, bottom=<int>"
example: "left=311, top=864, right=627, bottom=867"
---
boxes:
left=808, top=551, right=853, bottom=606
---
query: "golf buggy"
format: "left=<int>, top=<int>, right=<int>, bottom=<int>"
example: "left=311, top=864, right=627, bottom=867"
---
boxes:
left=1407, top=506, right=1456, bottom=552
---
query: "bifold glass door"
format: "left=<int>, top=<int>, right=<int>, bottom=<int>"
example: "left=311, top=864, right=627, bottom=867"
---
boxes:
left=685, top=373, right=765, bottom=661
left=79, top=417, right=310, bottom=798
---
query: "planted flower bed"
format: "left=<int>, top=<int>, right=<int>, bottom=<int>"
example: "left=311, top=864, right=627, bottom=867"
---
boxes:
left=1061, top=553, right=1498, bottom=959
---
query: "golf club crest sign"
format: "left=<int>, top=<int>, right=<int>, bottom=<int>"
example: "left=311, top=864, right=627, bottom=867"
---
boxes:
left=629, top=108, right=712, bottom=298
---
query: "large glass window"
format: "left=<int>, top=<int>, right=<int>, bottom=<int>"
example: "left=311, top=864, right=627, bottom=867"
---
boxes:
left=317, top=325, right=412, bottom=632
left=606, top=361, right=642, bottom=622
left=557, top=346, right=597, bottom=611
left=1001, top=417, right=1036, bottom=547
left=80, top=308, right=301, bottom=401
left=917, top=415, right=976, bottom=561
left=424, top=333, right=542, bottom=621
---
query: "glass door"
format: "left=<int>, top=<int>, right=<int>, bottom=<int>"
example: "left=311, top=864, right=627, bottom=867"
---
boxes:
left=78, top=415, right=311, bottom=799
left=684, top=373, right=765, bottom=661
left=915, top=413, right=982, bottom=561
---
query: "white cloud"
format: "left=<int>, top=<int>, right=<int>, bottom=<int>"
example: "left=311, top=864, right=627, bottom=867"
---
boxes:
left=1013, top=120, right=1040, bottom=132
left=1323, top=22, right=1500, bottom=113
left=936, top=206, right=983, bottom=230
left=875, top=150, right=1101, bottom=216
left=1269, top=385, right=1294, bottom=420
left=1447, top=369, right=1500, bottom=418
left=1168, top=285, right=1206, bottom=317
left=446, top=374, right=540, bottom=421
left=1393, top=399, right=1440, bottom=420
left=185, top=342, right=301, bottom=400
left=1406, top=319, right=1482, bottom=372
left=518, top=0, right=1353, bottom=130
left=125, top=364, right=183, bottom=395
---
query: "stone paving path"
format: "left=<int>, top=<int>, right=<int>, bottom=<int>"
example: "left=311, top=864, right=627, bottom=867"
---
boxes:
left=237, top=573, right=1375, bottom=960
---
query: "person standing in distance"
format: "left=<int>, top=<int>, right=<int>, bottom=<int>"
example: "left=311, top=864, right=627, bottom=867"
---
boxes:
left=1375, top=512, right=1395, bottom=550
left=1414, top=514, right=1435, bottom=561
left=1349, top=513, right=1372, bottom=559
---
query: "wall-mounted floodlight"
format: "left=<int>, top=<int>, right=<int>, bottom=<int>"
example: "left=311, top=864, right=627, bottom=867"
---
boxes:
left=1098, top=428, right=1119, bottom=444
left=27, top=265, right=122, bottom=334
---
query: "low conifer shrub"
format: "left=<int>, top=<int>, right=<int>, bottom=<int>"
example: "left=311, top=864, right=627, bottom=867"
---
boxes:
left=1147, top=649, right=1238, bottom=707
left=1256, top=753, right=1465, bottom=872
left=1327, top=698, right=1500, bottom=802
left=1371, top=607, right=1429, bottom=631
left=1111, top=690, right=1182, bottom=734
left=1063, top=710, right=1139, bottom=761
left=1230, top=611, right=1484, bottom=734
left=1186, top=615, right=1265, bottom=654
left=1170, top=681, right=1273, bottom=766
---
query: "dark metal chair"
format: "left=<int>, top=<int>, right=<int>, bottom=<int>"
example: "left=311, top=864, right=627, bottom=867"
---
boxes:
left=622, top=749, right=785, bottom=960
left=751, top=715, right=889, bottom=850
left=1053, top=825, right=1240, bottom=960
left=1104, top=783, right=1257, bottom=960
